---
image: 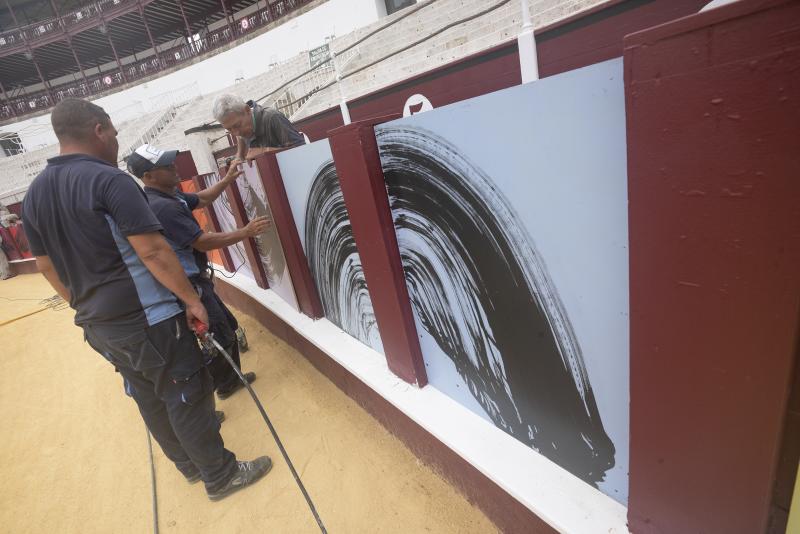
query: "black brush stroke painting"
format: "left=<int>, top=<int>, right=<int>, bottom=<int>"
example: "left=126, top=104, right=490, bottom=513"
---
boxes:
left=304, top=161, right=382, bottom=352
left=376, top=125, right=615, bottom=486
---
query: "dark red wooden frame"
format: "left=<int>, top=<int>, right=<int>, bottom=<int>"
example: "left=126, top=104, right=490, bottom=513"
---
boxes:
left=328, top=115, right=427, bottom=387
left=225, top=172, right=271, bottom=290
left=252, top=152, right=324, bottom=319
left=625, top=1, right=800, bottom=532
left=192, top=173, right=235, bottom=273
left=174, top=150, right=198, bottom=181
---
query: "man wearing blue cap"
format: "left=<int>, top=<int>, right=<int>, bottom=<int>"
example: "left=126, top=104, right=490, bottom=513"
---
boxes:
left=127, top=143, right=269, bottom=400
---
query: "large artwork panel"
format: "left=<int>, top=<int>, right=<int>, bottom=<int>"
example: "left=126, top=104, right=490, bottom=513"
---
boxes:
left=238, top=164, right=299, bottom=310
left=204, top=172, right=253, bottom=280
left=277, top=140, right=384, bottom=354
left=375, top=58, right=629, bottom=503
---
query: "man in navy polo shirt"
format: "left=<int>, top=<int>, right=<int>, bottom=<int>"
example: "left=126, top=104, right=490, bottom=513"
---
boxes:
left=22, top=99, right=272, bottom=501
left=127, top=143, right=269, bottom=400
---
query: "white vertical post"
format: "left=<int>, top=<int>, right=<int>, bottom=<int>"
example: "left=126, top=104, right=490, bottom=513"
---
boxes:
left=331, top=48, right=351, bottom=125
left=186, top=131, right=219, bottom=175
left=517, top=0, right=539, bottom=83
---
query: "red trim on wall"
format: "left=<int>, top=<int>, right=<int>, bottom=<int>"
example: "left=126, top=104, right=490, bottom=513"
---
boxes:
left=625, top=1, right=800, bottom=532
left=4, top=201, right=22, bottom=217
left=212, top=277, right=556, bottom=534
left=252, top=153, right=324, bottom=318
left=226, top=175, right=271, bottom=290
left=328, top=116, right=427, bottom=387
left=174, top=150, right=199, bottom=181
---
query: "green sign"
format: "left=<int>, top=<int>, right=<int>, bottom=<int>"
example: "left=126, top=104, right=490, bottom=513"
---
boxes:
left=308, top=43, right=331, bottom=69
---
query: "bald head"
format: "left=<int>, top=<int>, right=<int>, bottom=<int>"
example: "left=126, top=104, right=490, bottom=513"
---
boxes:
left=51, top=98, right=119, bottom=164
left=51, top=98, right=110, bottom=142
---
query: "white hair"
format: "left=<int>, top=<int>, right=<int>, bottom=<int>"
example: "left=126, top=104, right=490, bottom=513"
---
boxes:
left=212, top=94, right=248, bottom=122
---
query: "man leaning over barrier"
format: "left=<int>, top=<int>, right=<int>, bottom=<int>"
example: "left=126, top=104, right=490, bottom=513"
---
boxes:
left=212, top=93, right=305, bottom=163
left=22, top=99, right=272, bottom=501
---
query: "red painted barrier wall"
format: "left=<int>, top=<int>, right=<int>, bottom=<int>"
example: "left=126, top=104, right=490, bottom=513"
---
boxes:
left=625, top=1, right=800, bottom=532
left=329, top=116, right=427, bottom=386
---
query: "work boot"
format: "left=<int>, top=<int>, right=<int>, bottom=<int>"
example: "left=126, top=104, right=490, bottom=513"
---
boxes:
left=207, top=456, right=273, bottom=501
left=217, top=372, right=256, bottom=400
left=236, top=327, right=249, bottom=353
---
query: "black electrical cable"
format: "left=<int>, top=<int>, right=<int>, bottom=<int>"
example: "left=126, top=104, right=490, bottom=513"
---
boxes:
left=211, top=261, right=246, bottom=279
left=146, top=428, right=159, bottom=534
left=203, top=332, right=327, bottom=534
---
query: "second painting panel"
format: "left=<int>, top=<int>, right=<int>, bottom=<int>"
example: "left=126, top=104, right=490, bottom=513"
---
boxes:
left=277, top=140, right=384, bottom=355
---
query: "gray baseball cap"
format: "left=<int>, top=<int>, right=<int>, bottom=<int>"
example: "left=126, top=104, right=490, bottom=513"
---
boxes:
left=126, top=143, right=179, bottom=178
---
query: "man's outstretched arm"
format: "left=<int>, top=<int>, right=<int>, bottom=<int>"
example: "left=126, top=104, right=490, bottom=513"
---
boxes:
left=192, top=216, right=271, bottom=252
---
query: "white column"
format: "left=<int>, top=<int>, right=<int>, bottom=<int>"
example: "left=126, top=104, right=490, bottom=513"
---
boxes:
left=517, top=0, right=539, bottom=84
left=331, top=49, right=352, bottom=125
left=186, top=131, right=220, bottom=175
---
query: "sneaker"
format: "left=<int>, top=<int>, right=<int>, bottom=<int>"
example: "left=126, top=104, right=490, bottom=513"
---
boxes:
left=217, top=372, right=256, bottom=400
left=207, top=456, right=273, bottom=501
left=216, top=411, right=226, bottom=424
left=185, top=470, right=202, bottom=484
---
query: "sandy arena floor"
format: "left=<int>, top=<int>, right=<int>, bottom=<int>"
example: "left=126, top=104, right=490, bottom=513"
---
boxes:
left=0, top=274, right=497, bottom=533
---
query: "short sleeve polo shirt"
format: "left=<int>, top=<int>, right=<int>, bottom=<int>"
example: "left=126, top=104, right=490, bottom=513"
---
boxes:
left=242, top=101, right=305, bottom=149
left=144, top=187, right=208, bottom=278
left=22, top=153, right=181, bottom=327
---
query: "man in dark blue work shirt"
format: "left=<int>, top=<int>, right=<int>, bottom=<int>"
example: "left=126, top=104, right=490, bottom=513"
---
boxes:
left=127, top=143, right=269, bottom=400
left=22, top=99, right=272, bottom=501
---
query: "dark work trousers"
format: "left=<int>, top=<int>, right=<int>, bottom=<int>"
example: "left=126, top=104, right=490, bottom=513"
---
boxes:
left=82, top=312, right=237, bottom=492
left=191, top=275, right=242, bottom=393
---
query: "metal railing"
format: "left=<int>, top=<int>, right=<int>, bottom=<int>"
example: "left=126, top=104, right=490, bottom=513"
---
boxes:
left=0, top=143, right=59, bottom=205
left=273, top=47, right=360, bottom=118
left=0, top=0, right=137, bottom=51
left=118, top=97, right=203, bottom=163
left=120, top=104, right=179, bottom=162
left=1, top=0, right=315, bottom=122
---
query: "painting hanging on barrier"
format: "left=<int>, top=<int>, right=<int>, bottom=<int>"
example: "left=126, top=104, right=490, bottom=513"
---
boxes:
left=277, top=140, right=384, bottom=354
left=201, top=172, right=253, bottom=280
left=238, top=163, right=299, bottom=311
left=374, top=58, right=629, bottom=503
